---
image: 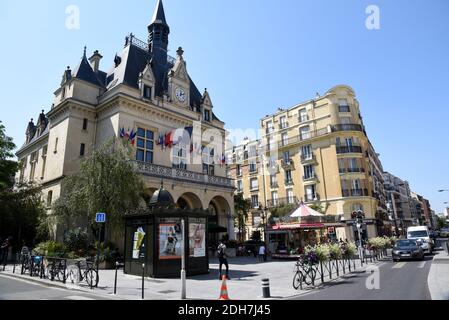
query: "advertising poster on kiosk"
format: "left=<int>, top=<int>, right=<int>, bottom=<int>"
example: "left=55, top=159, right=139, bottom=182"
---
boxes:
left=132, top=226, right=146, bottom=259
left=159, top=223, right=183, bottom=260
left=189, top=221, right=206, bottom=258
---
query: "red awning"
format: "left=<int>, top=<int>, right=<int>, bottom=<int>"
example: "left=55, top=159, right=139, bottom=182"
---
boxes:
left=272, top=223, right=325, bottom=230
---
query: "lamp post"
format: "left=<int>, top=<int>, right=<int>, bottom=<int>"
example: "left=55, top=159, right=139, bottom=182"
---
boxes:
left=387, top=198, right=400, bottom=237
left=259, top=204, right=267, bottom=245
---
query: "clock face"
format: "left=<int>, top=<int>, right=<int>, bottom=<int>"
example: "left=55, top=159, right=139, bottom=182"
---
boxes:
left=175, top=87, right=186, bottom=102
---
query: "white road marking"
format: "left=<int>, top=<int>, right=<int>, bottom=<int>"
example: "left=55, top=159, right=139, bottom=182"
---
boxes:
left=65, top=295, right=94, bottom=300
left=392, top=262, right=407, bottom=269
left=417, top=261, right=426, bottom=269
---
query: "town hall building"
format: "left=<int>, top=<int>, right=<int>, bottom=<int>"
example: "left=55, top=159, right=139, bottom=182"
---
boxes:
left=15, top=0, right=235, bottom=243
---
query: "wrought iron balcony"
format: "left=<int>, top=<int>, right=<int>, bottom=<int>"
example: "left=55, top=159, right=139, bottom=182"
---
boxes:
left=298, top=115, right=310, bottom=123
left=279, top=122, right=289, bottom=129
left=278, top=128, right=330, bottom=149
left=303, top=174, right=318, bottom=182
left=267, top=196, right=299, bottom=208
left=336, top=145, right=363, bottom=154
left=281, top=159, right=295, bottom=169
left=300, top=154, right=317, bottom=164
left=332, top=124, right=363, bottom=133
left=305, top=193, right=320, bottom=202
left=342, top=188, right=369, bottom=197
left=134, top=161, right=234, bottom=188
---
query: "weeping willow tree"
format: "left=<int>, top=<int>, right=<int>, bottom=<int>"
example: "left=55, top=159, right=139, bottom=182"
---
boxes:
left=52, top=139, right=145, bottom=241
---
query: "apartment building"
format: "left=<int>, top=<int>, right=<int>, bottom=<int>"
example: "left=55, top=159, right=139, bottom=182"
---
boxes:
left=227, top=85, right=388, bottom=243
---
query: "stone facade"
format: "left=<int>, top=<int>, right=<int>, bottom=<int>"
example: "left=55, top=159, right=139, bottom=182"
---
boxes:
left=15, top=0, right=235, bottom=242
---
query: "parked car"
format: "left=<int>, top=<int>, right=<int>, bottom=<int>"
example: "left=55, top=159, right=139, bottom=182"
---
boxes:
left=439, top=228, right=449, bottom=238
left=406, top=226, right=433, bottom=254
left=392, top=239, right=425, bottom=262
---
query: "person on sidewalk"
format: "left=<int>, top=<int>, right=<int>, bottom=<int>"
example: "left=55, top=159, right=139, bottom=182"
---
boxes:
left=217, top=241, right=229, bottom=280
left=258, top=244, right=266, bottom=262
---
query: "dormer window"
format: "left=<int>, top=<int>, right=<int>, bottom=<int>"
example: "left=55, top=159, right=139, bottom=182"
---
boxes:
left=143, top=85, right=152, bottom=99
left=204, top=109, right=211, bottom=122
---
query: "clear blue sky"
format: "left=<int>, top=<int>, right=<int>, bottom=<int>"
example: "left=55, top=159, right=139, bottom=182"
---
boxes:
left=0, top=0, right=448, bottom=214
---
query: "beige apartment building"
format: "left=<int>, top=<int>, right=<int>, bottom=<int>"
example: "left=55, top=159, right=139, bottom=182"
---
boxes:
left=15, top=0, right=235, bottom=242
left=227, top=85, right=389, bottom=244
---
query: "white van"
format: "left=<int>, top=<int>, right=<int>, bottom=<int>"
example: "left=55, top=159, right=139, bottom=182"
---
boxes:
left=407, top=226, right=433, bottom=254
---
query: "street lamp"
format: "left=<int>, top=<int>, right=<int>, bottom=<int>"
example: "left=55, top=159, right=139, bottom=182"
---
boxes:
left=258, top=204, right=267, bottom=246
left=387, top=200, right=400, bottom=236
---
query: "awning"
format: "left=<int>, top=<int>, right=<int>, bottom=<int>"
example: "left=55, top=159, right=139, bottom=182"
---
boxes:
left=208, top=223, right=227, bottom=233
left=272, top=222, right=346, bottom=230
left=290, top=202, right=324, bottom=218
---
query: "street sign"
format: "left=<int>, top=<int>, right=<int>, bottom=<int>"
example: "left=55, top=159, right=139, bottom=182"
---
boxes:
left=96, top=212, right=106, bottom=223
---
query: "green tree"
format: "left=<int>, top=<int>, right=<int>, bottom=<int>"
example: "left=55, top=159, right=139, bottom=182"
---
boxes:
left=52, top=139, right=145, bottom=240
left=437, top=216, right=448, bottom=229
left=234, top=193, right=251, bottom=243
left=0, top=121, right=18, bottom=190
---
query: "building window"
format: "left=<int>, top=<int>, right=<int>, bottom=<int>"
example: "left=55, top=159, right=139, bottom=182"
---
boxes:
left=237, top=180, right=243, bottom=192
left=270, top=174, right=278, bottom=187
left=204, top=110, right=211, bottom=122
left=280, top=116, right=287, bottom=129
left=54, top=138, right=59, bottom=154
left=80, top=143, right=85, bottom=157
left=202, top=146, right=215, bottom=175
left=338, top=99, right=350, bottom=112
left=29, top=151, right=38, bottom=181
left=271, top=191, right=278, bottom=206
left=348, top=158, right=358, bottom=172
left=283, top=150, right=290, bottom=163
left=352, top=203, right=364, bottom=212
left=301, top=145, right=312, bottom=160
left=41, top=146, right=48, bottom=179
left=299, top=109, right=308, bottom=123
left=143, top=85, right=152, bottom=99
left=305, top=185, right=317, bottom=202
left=249, top=145, right=257, bottom=158
left=250, top=178, right=259, bottom=191
left=266, top=120, right=274, bottom=133
left=236, top=164, right=242, bottom=176
left=304, top=165, right=315, bottom=179
left=19, top=157, right=27, bottom=182
left=173, top=144, right=188, bottom=170
left=300, top=126, right=310, bottom=140
left=285, top=170, right=293, bottom=184
left=251, top=195, right=259, bottom=208
left=281, top=133, right=288, bottom=146
left=136, top=128, right=154, bottom=163
left=47, top=191, right=53, bottom=207
left=82, top=118, right=88, bottom=130
left=287, top=189, right=295, bottom=204
left=249, top=161, right=257, bottom=173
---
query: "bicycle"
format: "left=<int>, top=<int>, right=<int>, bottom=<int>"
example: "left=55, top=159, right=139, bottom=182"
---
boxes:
left=44, top=258, right=67, bottom=282
left=67, top=259, right=99, bottom=287
left=292, top=255, right=317, bottom=289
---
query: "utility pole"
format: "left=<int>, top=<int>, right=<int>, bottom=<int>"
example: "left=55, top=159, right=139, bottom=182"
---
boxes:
left=181, top=219, right=186, bottom=299
left=390, top=193, right=400, bottom=236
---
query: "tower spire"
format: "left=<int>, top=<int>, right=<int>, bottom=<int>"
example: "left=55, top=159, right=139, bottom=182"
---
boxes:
left=150, top=0, right=168, bottom=26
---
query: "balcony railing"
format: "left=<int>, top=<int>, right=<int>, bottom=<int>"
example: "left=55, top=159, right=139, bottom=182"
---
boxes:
left=135, top=161, right=234, bottom=188
left=279, top=122, right=289, bottom=129
left=305, top=193, right=320, bottom=202
left=300, top=154, right=316, bottom=163
left=332, top=124, right=363, bottom=133
left=267, top=196, right=299, bottom=208
left=336, top=145, right=363, bottom=154
left=281, top=159, right=294, bottom=169
left=266, top=127, right=274, bottom=134
left=342, top=188, right=369, bottom=197
left=303, top=174, right=318, bottom=182
left=278, top=127, right=330, bottom=148
left=270, top=182, right=279, bottom=188
left=285, top=179, right=294, bottom=186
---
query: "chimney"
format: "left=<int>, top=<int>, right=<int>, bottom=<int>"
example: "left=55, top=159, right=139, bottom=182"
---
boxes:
left=89, top=50, right=103, bottom=73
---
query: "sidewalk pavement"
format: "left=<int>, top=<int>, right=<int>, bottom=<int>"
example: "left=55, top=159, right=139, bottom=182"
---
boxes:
left=0, top=257, right=379, bottom=300
left=427, top=249, right=449, bottom=300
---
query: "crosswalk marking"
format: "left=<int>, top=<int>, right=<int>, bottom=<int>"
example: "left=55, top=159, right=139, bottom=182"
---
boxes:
left=417, top=261, right=426, bottom=269
left=65, top=295, right=94, bottom=300
left=392, top=262, right=407, bottom=269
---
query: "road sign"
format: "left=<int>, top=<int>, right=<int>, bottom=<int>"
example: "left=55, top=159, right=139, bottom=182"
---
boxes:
left=96, top=212, right=106, bottom=223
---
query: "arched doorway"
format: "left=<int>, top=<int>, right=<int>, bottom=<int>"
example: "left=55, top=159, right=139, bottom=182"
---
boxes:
left=176, top=193, right=203, bottom=210
left=208, top=196, right=231, bottom=249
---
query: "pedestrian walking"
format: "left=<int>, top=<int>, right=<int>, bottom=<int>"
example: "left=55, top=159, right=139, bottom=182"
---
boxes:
left=217, top=240, right=229, bottom=280
left=258, top=244, right=266, bottom=262
left=1, top=237, right=12, bottom=266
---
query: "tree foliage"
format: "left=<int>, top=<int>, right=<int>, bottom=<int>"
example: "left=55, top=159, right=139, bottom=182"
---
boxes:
left=52, top=139, right=145, bottom=238
left=0, top=121, right=18, bottom=190
left=233, top=193, right=251, bottom=242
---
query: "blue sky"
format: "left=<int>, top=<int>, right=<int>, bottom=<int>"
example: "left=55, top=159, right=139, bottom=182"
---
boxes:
left=0, top=0, right=448, bottom=214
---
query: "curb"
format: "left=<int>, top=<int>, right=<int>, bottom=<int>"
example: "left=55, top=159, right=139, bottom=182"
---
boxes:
left=0, top=270, right=125, bottom=300
left=427, top=251, right=449, bottom=300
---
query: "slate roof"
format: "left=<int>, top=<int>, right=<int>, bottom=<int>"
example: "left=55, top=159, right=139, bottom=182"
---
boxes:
left=72, top=54, right=107, bottom=87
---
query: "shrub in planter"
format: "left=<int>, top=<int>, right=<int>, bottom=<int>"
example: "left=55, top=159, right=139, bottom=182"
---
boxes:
left=33, top=241, right=67, bottom=258
left=329, top=243, right=343, bottom=260
left=305, top=244, right=329, bottom=262
left=64, top=228, right=89, bottom=253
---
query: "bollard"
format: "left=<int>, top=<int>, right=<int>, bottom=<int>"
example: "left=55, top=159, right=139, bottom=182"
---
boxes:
left=142, top=263, right=145, bottom=300
left=320, top=261, right=324, bottom=283
left=261, top=279, right=271, bottom=298
left=114, top=261, right=119, bottom=295
left=13, top=253, right=17, bottom=274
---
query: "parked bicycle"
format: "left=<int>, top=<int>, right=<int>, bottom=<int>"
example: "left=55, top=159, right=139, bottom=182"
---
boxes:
left=292, top=253, right=318, bottom=289
left=44, top=258, right=67, bottom=282
left=67, top=259, right=99, bottom=287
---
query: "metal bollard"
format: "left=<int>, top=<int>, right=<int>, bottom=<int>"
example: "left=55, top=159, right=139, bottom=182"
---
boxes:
left=13, top=253, right=17, bottom=273
left=261, top=278, right=271, bottom=298
left=141, top=263, right=145, bottom=300
left=114, top=262, right=119, bottom=295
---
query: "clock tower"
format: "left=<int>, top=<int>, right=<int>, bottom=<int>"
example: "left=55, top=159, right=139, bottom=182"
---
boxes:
left=168, top=47, right=191, bottom=107
left=148, top=0, right=170, bottom=71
